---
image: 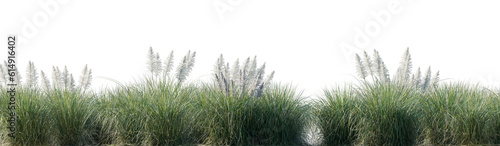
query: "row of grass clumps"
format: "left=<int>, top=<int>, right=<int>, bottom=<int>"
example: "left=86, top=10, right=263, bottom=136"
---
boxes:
left=2, top=48, right=500, bottom=145
left=1, top=49, right=312, bottom=145
left=0, top=78, right=310, bottom=145
left=3, top=79, right=499, bottom=145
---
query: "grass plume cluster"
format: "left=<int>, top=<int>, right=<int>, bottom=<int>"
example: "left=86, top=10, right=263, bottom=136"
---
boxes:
left=355, top=48, right=439, bottom=91
left=213, top=55, right=275, bottom=98
left=147, top=47, right=196, bottom=83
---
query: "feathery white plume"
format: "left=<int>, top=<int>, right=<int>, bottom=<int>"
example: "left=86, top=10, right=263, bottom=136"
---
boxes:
left=412, top=67, right=421, bottom=87
left=355, top=54, right=367, bottom=79
left=79, top=65, right=92, bottom=90
left=62, top=66, right=69, bottom=89
left=421, top=66, right=432, bottom=90
left=79, top=65, right=88, bottom=87
left=52, top=66, right=60, bottom=88
left=380, top=60, right=390, bottom=83
left=363, top=51, right=374, bottom=76
left=163, top=50, right=174, bottom=75
left=40, top=70, right=50, bottom=90
left=231, top=59, right=240, bottom=91
left=26, top=61, right=38, bottom=88
left=84, top=69, right=92, bottom=89
left=395, top=48, right=412, bottom=83
left=147, top=47, right=156, bottom=75
left=154, top=52, right=162, bottom=76
left=68, top=73, right=75, bottom=91
left=430, top=71, right=440, bottom=87
left=176, top=51, right=196, bottom=82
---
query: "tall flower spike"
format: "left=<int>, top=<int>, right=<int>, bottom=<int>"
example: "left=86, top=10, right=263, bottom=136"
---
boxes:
left=79, top=65, right=92, bottom=90
left=231, top=59, right=240, bottom=91
left=52, top=66, right=60, bottom=88
left=430, top=71, right=440, bottom=87
left=225, top=62, right=231, bottom=89
left=25, top=61, right=38, bottom=88
left=68, top=73, right=75, bottom=91
left=395, top=48, right=412, bottom=83
left=372, top=50, right=382, bottom=80
left=363, top=51, right=374, bottom=77
left=185, top=51, right=196, bottom=77
left=241, top=57, right=250, bottom=87
left=155, top=52, right=162, bottom=76
left=62, top=66, right=68, bottom=89
left=412, top=67, right=421, bottom=87
left=247, top=56, right=258, bottom=86
left=147, top=46, right=156, bottom=75
left=163, top=50, right=174, bottom=75
left=214, top=54, right=227, bottom=92
left=26, top=61, right=32, bottom=87
left=380, top=60, right=390, bottom=83
left=250, top=63, right=266, bottom=96
left=355, top=54, right=367, bottom=79
left=262, top=70, right=274, bottom=88
left=421, top=66, right=432, bottom=90
left=79, top=65, right=88, bottom=88
left=40, top=70, right=50, bottom=90
left=176, top=50, right=196, bottom=83
left=84, top=68, right=92, bottom=89
left=176, top=55, right=188, bottom=82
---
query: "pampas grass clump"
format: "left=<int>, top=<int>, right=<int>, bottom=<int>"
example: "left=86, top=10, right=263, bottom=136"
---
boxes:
left=194, top=83, right=310, bottom=145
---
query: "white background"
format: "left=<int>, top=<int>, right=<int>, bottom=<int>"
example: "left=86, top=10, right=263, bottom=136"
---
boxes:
left=1, top=0, right=499, bottom=97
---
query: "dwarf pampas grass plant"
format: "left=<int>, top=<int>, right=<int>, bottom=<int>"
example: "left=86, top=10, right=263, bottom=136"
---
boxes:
left=314, top=86, right=359, bottom=145
left=213, top=55, right=274, bottom=98
left=195, top=83, right=310, bottom=145
left=419, top=83, right=500, bottom=145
